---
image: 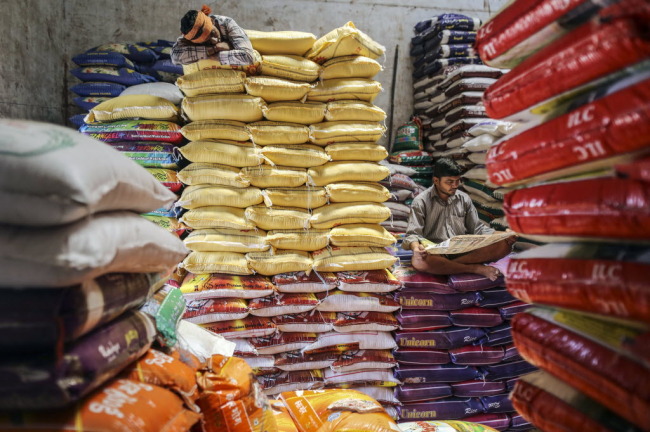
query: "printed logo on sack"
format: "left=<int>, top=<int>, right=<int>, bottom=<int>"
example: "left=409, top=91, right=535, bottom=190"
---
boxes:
left=0, top=127, right=76, bottom=157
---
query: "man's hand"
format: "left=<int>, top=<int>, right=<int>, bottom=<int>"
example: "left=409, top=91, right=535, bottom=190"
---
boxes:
left=410, top=241, right=426, bottom=255
left=212, top=41, right=230, bottom=52
left=473, top=264, right=501, bottom=281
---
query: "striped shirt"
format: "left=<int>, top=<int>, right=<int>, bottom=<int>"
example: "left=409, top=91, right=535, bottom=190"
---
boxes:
left=171, top=15, right=255, bottom=66
left=402, top=186, right=493, bottom=250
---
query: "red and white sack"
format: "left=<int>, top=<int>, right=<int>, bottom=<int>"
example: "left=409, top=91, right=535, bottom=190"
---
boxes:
left=201, top=316, right=276, bottom=339
left=272, top=271, right=338, bottom=293
left=248, top=293, right=319, bottom=317
left=337, top=269, right=402, bottom=293
left=353, top=386, right=401, bottom=405
left=250, top=332, right=318, bottom=355
left=323, top=368, right=401, bottom=388
left=316, top=290, right=401, bottom=313
left=274, top=350, right=338, bottom=372
left=241, top=355, right=279, bottom=376
left=333, top=312, right=400, bottom=332
left=303, top=331, right=397, bottom=354
left=259, top=370, right=324, bottom=396
left=183, top=298, right=249, bottom=324
left=330, top=349, right=398, bottom=373
left=272, top=310, right=336, bottom=333
left=179, top=273, right=276, bottom=301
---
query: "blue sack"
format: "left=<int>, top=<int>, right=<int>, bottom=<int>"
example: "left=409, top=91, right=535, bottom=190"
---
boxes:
left=70, top=67, right=157, bottom=85
left=72, top=52, right=135, bottom=68
left=69, top=82, right=126, bottom=97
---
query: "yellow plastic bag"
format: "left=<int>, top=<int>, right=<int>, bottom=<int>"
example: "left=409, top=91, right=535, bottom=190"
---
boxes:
left=307, top=79, right=382, bottom=103
left=263, top=187, right=328, bottom=209
left=244, top=76, right=311, bottom=102
left=311, top=247, right=397, bottom=272
left=240, top=165, right=308, bottom=188
left=245, top=205, right=311, bottom=230
left=180, top=206, right=256, bottom=230
left=266, top=229, right=330, bottom=252
left=176, top=69, right=246, bottom=96
left=325, top=143, right=388, bottom=161
left=181, top=50, right=262, bottom=75
left=246, top=250, right=313, bottom=275
left=184, top=228, right=269, bottom=253
left=307, top=161, right=390, bottom=186
left=177, top=163, right=250, bottom=188
left=261, top=145, right=330, bottom=168
left=85, top=95, right=179, bottom=123
left=269, top=400, right=300, bottom=432
left=181, top=120, right=250, bottom=142
left=329, top=224, right=396, bottom=247
left=247, top=121, right=310, bottom=145
left=181, top=251, right=252, bottom=275
left=262, top=101, right=326, bottom=125
left=325, top=101, right=386, bottom=122
left=320, top=55, right=383, bottom=79
left=260, top=55, right=322, bottom=82
left=178, top=185, right=264, bottom=209
left=244, top=30, right=317, bottom=56
left=182, top=94, right=266, bottom=122
left=309, top=121, right=386, bottom=145
left=178, top=140, right=261, bottom=167
left=310, top=202, right=391, bottom=229
left=306, top=22, right=386, bottom=63
left=325, top=182, right=390, bottom=203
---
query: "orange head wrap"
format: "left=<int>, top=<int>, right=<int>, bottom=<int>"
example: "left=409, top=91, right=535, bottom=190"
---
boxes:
left=183, top=5, right=214, bottom=43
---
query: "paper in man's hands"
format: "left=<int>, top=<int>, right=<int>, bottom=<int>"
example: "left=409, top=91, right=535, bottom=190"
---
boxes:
left=421, top=232, right=516, bottom=255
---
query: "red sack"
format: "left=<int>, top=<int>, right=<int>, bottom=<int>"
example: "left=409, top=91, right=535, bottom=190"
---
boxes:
left=512, top=310, right=650, bottom=429
left=507, top=243, right=650, bottom=324
left=487, top=79, right=650, bottom=186
left=483, top=14, right=650, bottom=119
left=503, top=177, right=650, bottom=240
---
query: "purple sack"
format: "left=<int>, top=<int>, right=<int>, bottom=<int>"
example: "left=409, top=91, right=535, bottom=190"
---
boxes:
left=477, top=288, right=517, bottom=308
left=396, top=383, right=453, bottom=403
left=452, top=380, right=507, bottom=398
left=449, top=345, right=505, bottom=366
left=397, top=291, right=482, bottom=311
left=393, top=348, right=450, bottom=365
left=448, top=273, right=504, bottom=291
left=396, top=310, right=452, bottom=331
left=396, top=327, right=486, bottom=350
left=502, top=344, right=522, bottom=362
left=449, top=307, right=504, bottom=327
left=392, top=266, right=454, bottom=293
left=464, top=413, right=511, bottom=431
left=395, top=364, right=481, bottom=384
left=482, top=359, right=537, bottom=381
left=398, top=397, right=485, bottom=421
left=510, top=413, right=534, bottom=431
left=480, top=322, right=513, bottom=347
left=505, top=377, right=519, bottom=391
left=0, top=311, right=155, bottom=409
left=499, top=301, right=531, bottom=320
left=481, top=393, right=515, bottom=414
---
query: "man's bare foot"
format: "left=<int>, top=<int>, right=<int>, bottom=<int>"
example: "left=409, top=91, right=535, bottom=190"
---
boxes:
left=473, top=264, right=501, bottom=281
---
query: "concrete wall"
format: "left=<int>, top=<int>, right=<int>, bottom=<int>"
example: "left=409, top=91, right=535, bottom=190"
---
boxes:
left=0, top=0, right=508, bottom=144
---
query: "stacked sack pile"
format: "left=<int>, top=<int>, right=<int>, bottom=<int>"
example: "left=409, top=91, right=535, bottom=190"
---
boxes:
left=171, top=23, right=406, bottom=417
left=476, top=0, right=650, bottom=430
left=392, top=257, right=536, bottom=430
left=0, top=120, right=200, bottom=428
left=68, top=40, right=183, bottom=128
left=78, top=89, right=188, bottom=238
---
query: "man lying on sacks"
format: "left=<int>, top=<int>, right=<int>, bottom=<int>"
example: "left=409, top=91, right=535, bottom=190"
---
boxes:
left=402, top=158, right=515, bottom=281
left=171, top=4, right=255, bottom=66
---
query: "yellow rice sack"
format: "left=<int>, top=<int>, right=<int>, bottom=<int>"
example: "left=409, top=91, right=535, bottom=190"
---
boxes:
left=306, top=22, right=386, bottom=63
left=240, top=165, right=308, bottom=188
left=262, top=101, right=326, bottom=125
left=263, top=187, right=328, bottom=209
left=178, top=140, right=261, bottom=167
left=307, top=79, right=382, bottom=103
left=180, top=206, right=256, bottom=230
left=325, top=143, right=388, bottom=162
left=309, top=121, right=386, bottom=145
left=325, top=182, right=390, bottom=203
left=247, top=121, right=310, bottom=145
left=311, top=247, right=397, bottom=272
left=178, top=185, right=264, bottom=209
left=85, top=95, right=179, bottom=123
left=244, top=30, right=317, bottom=56
left=325, top=101, right=386, bottom=122
left=181, top=120, right=250, bottom=142
left=184, top=228, right=269, bottom=253
left=246, top=250, right=313, bottom=276
left=320, top=55, right=383, bottom=79
left=181, top=51, right=262, bottom=76
left=260, top=55, right=322, bottom=83
left=176, top=69, right=246, bottom=97
left=181, top=251, right=252, bottom=275
left=329, top=224, right=396, bottom=247
left=310, top=202, right=391, bottom=229
left=307, top=161, right=390, bottom=186
left=245, top=205, right=311, bottom=230
left=177, top=163, right=250, bottom=188
left=244, top=76, right=311, bottom=102
left=182, top=94, right=266, bottom=122
left=266, top=230, right=330, bottom=252
left=261, top=145, right=330, bottom=168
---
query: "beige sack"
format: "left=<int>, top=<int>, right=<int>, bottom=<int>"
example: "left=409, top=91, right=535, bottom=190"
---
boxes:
left=325, top=182, right=390, bottom=203
left=263, top=187, right=328, bottom=209
left=184, top=228, right=269, bottom=253
left=306, top=22, right=386, bottom=63
left=244, top=30, right=317, bottom=55
left=261, top=144, right=330, bottom=168
left=307, top=78, right=382, bottom=103
left=181, top=251, right=252, bottom=275
left=260, top=55, right=321, bottom=82
left=178, top=140, right=261, bottom=167
left=181, top=120, right=250, bottom=142
left=85, top=95, right=179, bottom=123
left=180, top=206, right=256, bottom=230
left=325, top=101, right=386, bottom=122
left=262, top=101, right=326, bottom=125
left=310, top=202, right=391, bottom=229
left=307, top=161, right=390, bottom=186
left=182, top=94, right=265, bottom=122
left=329, top=224, right=396, bottom=247
left=309, top=121, right=386, bottom=145
left=178, top=185, right=264, bottom=209
left=177, top=163, right=250, bottom=188
left=245, top=205, right=311, bottom=230
left=266, top=229, right=330, bottom=252
left=180, top=51, right=262, bottom=75
left=247, top=121, right=310, bottom=145
left=325, top=143, right=388, bottom=162
left=244, top=76, right=311, bottom=102
left=240, top=165, right=308, bottom=188
left=320, top=55, right=383, bottom=79
left=246, top=250, right=313, bottom=276
left=311, top=246, right=397, bottom=272
left=176, top=69, right=246, bottom=96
